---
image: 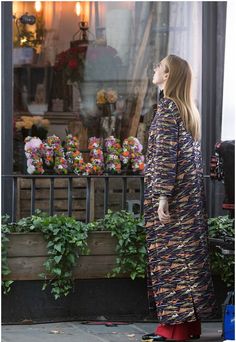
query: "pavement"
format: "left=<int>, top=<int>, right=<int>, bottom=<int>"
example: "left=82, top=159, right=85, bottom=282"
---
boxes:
left=1, top=321, right=225, bottom=342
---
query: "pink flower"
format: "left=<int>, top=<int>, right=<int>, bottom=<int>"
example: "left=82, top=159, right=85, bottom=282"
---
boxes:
left=24, top=137, right=43, bottom=151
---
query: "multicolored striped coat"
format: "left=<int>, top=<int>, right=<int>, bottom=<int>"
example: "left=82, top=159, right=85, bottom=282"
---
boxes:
left=144, top=97, right=216, bottom=325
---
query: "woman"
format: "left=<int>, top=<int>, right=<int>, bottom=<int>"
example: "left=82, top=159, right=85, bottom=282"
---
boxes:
left=143, top=55, right=216, bottom=342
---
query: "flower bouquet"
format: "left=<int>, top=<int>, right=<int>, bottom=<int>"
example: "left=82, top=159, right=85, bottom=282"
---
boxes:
left=104, top=136, right=122, bottom=174
left=96, top=88, right=118, bottom=117
left=87, top=137, right=104, bottom=175
left=24, top=136, right=44, bottom=174
left=65, top=134, right=84, bottom=174
left=121, top=137, right=145, bottom=174
left=43, top=135, right=68, bottom=174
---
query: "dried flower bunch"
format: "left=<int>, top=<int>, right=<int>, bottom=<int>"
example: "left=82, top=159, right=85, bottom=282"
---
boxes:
left=96, top=89, right=118, bottom=105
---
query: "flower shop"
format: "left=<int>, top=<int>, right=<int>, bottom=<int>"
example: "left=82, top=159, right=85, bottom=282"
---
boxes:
left=2, top=1, right=234, bottom=324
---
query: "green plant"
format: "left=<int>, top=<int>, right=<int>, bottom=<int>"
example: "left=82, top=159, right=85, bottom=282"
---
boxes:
left=1, top=211, right=89, bottom=299
left=208, top=215, right=234, bottom=287
left=37, top=214, right=89, bottom=299
left=88, top=210, right=147, bottom=280
left=1, top=215, right=14, bottom=294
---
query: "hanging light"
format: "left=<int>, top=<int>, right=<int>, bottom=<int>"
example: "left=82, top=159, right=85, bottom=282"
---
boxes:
left=72, top=1, right=93, bottom=47
left=75, top=2, right=81, bottom=17
left=35, top=1, right=42, bottom=13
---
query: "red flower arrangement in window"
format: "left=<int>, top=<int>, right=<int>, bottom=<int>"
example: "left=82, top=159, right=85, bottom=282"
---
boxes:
left=54, top=45, right=122, bottom=83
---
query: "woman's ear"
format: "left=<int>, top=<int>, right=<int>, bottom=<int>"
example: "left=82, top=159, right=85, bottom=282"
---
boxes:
left=164, top=73, right=169, bottom=80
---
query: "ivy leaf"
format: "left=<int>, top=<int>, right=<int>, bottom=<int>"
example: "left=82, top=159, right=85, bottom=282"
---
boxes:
left=54, top=255, right=62, bottom=264
left=54, top=244, right=62, bottom=253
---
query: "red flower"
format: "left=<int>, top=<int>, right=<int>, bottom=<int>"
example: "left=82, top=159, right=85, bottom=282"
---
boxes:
left=68, top=59, right=78, bottom=69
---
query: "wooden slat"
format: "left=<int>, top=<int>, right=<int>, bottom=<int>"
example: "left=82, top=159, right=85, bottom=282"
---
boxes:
left=7, top=232, right=117, bottom=257
left=19, top=178, right=87, bottom=188
left=4, top=255, right=127, bottom=280
left=20, top=188, right=87, bottom=200
left=87, top=232, right=117, bottom=254
left=19, top=199, right=87, bottom=211
left=7, top=233, right=47, bottom=257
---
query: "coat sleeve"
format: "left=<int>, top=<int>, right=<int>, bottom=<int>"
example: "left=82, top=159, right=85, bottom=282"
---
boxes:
left=151, top=102, right=179, bottom=199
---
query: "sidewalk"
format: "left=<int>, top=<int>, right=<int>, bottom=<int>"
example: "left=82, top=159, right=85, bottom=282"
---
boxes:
left=2, top=321, right=223, bottom=342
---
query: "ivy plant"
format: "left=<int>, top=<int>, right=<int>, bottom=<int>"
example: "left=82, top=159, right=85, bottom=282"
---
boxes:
left=1, top=215, right=14, bottom=294
left=1, top=211, right=90, bottom=299
left=88, top=210, right=147, bottom=280
left=208, top=215, right=234, bottom=287
left=36, top=214, right=89, bottom=299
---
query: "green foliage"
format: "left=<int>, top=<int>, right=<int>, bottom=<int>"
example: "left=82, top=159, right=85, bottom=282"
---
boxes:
left=1, top=211, right=89, bottom=299
left=37, top=214, right=89, bottom=299
left=88, top=210, right=147, bottom=280
left=1, top=215, right=14, bottom=294
left=2, top=209, right=146, bottom=298
left=208, top=215, right=234, bottom=287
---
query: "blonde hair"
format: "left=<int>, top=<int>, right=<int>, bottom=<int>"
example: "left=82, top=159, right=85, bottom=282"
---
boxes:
left=163, top=55, right=201, bottom=141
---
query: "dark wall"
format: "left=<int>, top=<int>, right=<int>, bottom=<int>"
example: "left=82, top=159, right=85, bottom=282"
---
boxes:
left=1, top=1, right=13, bottom=217
left=202, top=2, right=227, bottom=218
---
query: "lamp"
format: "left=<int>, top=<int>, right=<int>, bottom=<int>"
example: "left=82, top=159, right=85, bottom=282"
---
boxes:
left=71, top=1, right=94, bottom=47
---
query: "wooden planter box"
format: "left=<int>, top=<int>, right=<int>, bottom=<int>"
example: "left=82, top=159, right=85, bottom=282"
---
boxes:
left=4, top=231, right=127, bottom=281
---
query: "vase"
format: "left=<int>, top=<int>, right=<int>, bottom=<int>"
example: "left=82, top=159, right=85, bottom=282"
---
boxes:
left=102, top=103, right=116, bottom=117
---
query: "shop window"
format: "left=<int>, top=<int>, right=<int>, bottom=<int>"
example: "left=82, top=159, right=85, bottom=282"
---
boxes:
left=12, top=1, right=202, bottom=172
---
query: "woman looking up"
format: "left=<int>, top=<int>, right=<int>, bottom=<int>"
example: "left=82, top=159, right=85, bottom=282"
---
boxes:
left=143, top=55, right=216, bottom=342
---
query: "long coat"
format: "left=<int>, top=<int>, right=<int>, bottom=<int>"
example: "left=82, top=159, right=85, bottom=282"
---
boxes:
left=144, top=97, right=216, bottom=325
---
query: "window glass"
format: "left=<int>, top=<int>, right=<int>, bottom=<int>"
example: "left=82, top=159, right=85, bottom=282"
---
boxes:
left=13, top=1, right=202, bottom=172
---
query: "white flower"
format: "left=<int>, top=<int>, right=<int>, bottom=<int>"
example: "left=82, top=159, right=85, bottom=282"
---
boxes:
left=27, top=164, right=36, bottom=174
left=27, top=159, right=34, bottom=167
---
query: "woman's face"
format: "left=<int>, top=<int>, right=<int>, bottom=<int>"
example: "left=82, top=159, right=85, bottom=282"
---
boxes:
left=152, top=59, right=169, bottom=89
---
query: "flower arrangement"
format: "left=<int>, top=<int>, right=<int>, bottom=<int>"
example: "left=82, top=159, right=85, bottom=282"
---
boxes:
left=54, top=45, right=122, bottom=84
left=96, top=89, right=118, bottom=105
left=43, top=135, right=68, bottom=175
left=65, top=134, right=84, bottom=174
left=121, top=137, right=145, bottom=173
left=24, top=133, right=144, bottom=176
left=88, top=137, right=104, bottom=175
left=104, top=136, right=122, bottom=174
left=24, top=136, right=44, bottom=174
left=15, top=116, right=50, bottom=140
left=15, top=116, right=50, bottom=130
